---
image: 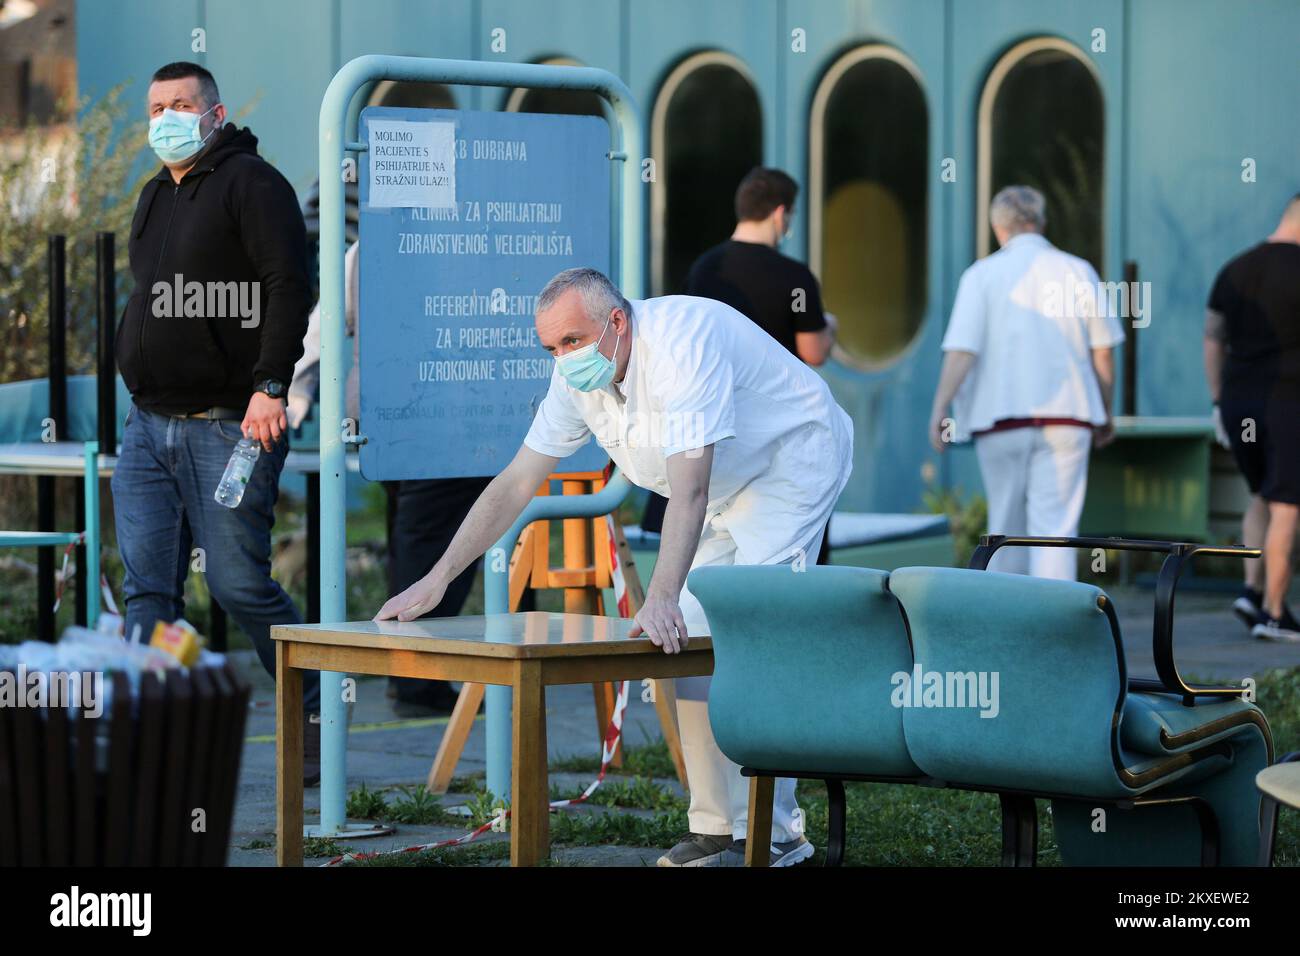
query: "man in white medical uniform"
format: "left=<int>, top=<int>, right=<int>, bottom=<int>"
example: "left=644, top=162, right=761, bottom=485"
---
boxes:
left=927, top=185, right=1124, bottom=580
left=376, top=267, right=854, bottom=867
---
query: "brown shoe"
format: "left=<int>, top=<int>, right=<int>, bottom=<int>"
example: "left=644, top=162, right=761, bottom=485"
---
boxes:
left=303, top=714, right=321, bottom=788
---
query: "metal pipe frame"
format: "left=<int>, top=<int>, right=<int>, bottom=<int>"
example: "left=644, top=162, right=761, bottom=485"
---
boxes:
left=317, top=55, right=643, bottom=832
left=969, top=535, right=1262, bottom=704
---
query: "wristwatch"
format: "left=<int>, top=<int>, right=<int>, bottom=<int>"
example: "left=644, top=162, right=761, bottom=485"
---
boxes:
left=255, top=379, right=287, bottom=400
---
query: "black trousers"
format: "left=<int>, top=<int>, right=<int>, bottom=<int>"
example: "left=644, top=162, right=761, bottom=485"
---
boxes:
left=386, top=476, right=493, bottom=700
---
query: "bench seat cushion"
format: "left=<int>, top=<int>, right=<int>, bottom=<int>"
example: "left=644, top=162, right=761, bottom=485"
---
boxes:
left=1120, top=692, right=1269, bottom=758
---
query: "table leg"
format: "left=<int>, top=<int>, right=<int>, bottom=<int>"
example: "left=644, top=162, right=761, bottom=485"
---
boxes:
left=746, top=775, right=774, bottom=867
left=276, top=641, right=303, bottom=867
left=511, top=661, right=549, bottom=866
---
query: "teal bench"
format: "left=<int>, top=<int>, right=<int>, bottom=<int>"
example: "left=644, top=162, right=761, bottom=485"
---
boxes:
left=689, top=535, right=1275, bottom=867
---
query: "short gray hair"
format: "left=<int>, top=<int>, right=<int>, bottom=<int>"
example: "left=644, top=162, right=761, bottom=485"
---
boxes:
left=535, top=268, right=631, bottom=323
left=990, top=185, right=1047, bottom=233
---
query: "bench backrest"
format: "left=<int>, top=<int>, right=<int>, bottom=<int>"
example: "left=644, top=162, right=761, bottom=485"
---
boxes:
left=888, top=566, right=1127, bottom=795
left=688, top=564, right=921, bottom=778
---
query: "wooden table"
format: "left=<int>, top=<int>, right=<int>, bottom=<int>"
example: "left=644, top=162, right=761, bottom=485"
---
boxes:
left=272, top=611, right=713, bottom=866
left=1257, top=760, right=1300, bottom=866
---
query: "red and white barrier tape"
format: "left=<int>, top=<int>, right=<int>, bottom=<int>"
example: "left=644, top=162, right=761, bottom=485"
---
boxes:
left=51, top=532, right=120, bottom=621
left=51, top=532, right=82, bottom=614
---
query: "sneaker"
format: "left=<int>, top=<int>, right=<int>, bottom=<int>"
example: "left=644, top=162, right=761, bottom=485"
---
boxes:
left=722, top=835, right=816, bottom=867
left=656, top=832, right=733, bottom=867
left=1252, top=606, right=1300, bottom=642
left=1232, top=588, right=1264, bottom=629
left=303, top=713, right=321, bottom=788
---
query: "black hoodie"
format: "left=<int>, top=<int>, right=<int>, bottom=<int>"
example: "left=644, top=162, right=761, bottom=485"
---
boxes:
left=116, top=124, right=310, bottom=414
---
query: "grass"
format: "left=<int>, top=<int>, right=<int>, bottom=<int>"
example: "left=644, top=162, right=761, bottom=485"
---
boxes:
left=549, top=808, right=689, bottom=848
left=549, top=775, right=688, bottom=812
left=549, top=736, right=678, bottom=779
left=303, top=837, right=348, bottom=859
left=1256, top=667, right=1300, bottom=866
left=337, top=670, right=1300, bottom=867
left=343, top=841, right=512, bottom=867
left=345, top=781, right=389, bottom=820
left=385, top=785, right=465, bottom=826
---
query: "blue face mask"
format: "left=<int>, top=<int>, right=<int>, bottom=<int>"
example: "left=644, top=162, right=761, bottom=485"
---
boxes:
left=149, top=104, right=218, bottom=164
left=556, top=316, right=619, bottom=392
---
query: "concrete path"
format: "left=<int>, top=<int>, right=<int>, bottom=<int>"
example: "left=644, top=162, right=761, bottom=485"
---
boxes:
left=227, top=657, right=679, bottom=867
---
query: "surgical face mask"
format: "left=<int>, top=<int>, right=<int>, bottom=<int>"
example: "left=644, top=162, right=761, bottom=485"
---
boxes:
left=149, top=104, right=219, bottom=164
left=556, top=316, right=619, bottom=392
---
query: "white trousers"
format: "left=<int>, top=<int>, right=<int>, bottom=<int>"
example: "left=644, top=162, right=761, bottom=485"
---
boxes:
left=672, top=514, right=825, bottom=843
left=974, top=425, right=1092, bottom=580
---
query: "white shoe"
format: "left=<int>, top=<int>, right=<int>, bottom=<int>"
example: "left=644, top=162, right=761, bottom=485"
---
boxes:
left=722, top=835, right=816, bottom=867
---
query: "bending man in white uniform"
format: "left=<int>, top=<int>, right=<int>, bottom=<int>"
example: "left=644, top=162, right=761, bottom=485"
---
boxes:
left=376, top=267, right=853, bottom=867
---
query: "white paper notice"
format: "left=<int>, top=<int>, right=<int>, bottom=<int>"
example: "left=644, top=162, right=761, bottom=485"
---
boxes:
left=368, top=120, right=455, bottom=209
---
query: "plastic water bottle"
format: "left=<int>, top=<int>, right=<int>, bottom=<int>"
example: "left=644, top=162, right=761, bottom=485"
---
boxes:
left=214, top=437, right=260, bottom=508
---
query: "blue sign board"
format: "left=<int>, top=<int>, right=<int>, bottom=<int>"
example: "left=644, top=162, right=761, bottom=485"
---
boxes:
left=358, top=107, right=610, bottom=479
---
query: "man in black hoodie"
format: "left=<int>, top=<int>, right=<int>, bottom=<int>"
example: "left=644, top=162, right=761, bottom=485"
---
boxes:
left=111, top=62, right=321, bottom=778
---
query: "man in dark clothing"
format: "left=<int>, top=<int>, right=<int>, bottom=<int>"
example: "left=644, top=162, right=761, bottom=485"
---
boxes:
left=111, top=62, right=321, bottom=777
left=685, top=167, right=834, bottom=365
left=384, top=478, right=491, bottom=714
left=1205, top=193, right=1300, bottom=641
left=644, top=167, right=837, bottom=562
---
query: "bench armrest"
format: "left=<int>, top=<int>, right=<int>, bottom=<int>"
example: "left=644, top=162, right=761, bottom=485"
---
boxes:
left=969, top=535, right=1260, bottom=706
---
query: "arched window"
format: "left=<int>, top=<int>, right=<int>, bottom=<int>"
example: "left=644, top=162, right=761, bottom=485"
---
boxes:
left=811, top=45, right=928, bottom=370
left=368, top=81, right=456, bottom=110
left=978, top=37, right=1104, bottom=269
left=651, top=51, right=762, bottom=295
left=504, top=57, right=609, bottom=119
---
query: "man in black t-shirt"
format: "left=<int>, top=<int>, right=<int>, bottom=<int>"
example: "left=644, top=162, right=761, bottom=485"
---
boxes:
left=685, top=167, right=834, bottom=363
left=641, top=167, right=837, bottom=561
left=1205, top=193, right=1300, bottom=641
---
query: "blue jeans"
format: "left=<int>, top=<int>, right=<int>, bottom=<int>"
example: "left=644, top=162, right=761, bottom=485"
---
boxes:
left=111, top=403, right=320, bottom=714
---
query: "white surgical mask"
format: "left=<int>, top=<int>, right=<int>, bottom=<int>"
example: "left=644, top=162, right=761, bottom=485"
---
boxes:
left=149, top=104, right=219, bottom=164
left=556, top=317, right=619, bottom=392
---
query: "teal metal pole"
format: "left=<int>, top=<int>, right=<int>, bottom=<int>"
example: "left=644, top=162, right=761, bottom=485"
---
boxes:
left=83, top=441, right=99, bottom=630
left=316, top=55, right=643, bottom=833
left=483, top=470, right=633, bottom=798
